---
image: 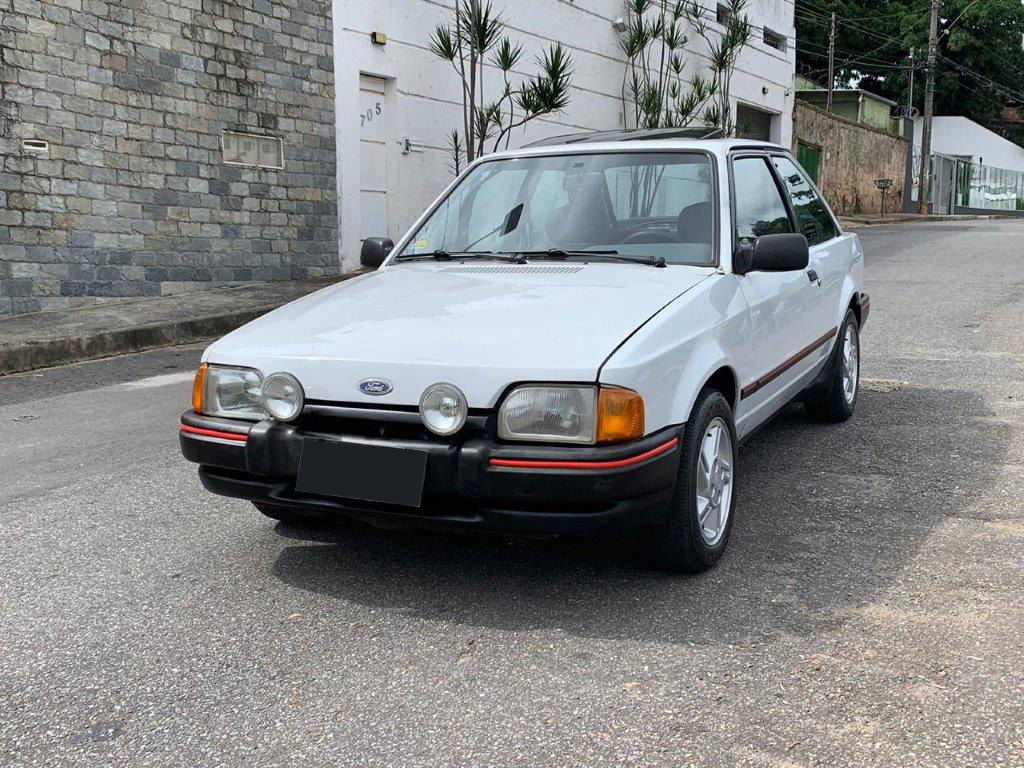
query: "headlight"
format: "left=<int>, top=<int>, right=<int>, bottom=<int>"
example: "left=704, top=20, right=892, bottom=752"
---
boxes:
left=419, top=382, right=468, bottom=436
left=200, top=364, right=264, bottom=420
left=498, top=385, right=597, bottom=444
left=498, top=385, right=644, bottom=445
left=262, top=372, right=304, bottom=422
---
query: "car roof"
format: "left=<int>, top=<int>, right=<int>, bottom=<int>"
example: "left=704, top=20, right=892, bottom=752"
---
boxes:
left=485, top=133, right=786, bottom=161
left=523, top=127, right=727, bottom=146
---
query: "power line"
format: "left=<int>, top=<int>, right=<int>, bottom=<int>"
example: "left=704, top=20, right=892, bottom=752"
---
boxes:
left=795, top=10, right=917, bottom=75
left=938, top=0, right=983, bottom=40
left=937, top=53, right=1024, bottom=104
left=795, top=2, right=931, bottom=48
left=797, top=39, right=914, bottom=70
left=797, top=6, right=901, bottom=45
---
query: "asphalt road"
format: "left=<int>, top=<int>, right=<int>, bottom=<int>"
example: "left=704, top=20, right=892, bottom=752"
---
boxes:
left=2, top=220, right=1023, bottom=767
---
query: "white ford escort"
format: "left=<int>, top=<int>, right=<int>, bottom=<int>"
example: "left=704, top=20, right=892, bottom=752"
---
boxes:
left=180, top=132, right=868, bottom=572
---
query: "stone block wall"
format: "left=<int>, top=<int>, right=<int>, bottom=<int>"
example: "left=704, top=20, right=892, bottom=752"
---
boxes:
left=793, top=100, right=909, bottom=216
left=0, top=0, right=337, bottom=315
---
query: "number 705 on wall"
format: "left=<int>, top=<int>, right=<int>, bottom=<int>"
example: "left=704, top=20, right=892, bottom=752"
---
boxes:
left=360, top=101, right=382, bottom=127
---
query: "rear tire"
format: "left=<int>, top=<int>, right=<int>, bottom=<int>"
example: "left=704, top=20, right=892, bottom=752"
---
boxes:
left=253, top=502, right=330, bottom=527
left=640, top=388, right=738, bottom=573
left=806, top=308, right=860, bottom=422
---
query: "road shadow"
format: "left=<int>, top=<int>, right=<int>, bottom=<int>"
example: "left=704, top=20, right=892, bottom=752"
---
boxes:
left=271, top=385, right=1009, bottom=646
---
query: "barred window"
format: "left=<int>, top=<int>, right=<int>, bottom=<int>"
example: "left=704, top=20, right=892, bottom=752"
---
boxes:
left=763, top=27, right=787, bottom=52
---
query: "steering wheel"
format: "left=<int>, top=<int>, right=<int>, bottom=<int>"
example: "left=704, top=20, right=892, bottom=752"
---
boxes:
left=619, top=229, right=678, bottom=245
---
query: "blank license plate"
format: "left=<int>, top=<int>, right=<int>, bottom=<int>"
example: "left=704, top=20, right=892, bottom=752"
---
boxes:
left=295, top=439, right=427, bottom=508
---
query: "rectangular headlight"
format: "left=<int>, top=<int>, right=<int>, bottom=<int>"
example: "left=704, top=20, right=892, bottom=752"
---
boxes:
left=202, top=365, right=264, bottom=420
left=498, top=385, right=597, bottom=444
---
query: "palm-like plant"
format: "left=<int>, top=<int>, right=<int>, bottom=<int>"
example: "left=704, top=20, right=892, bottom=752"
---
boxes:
left=430, top=0, right=574, bottom=170
left=619, top=0, right=751, bottom=135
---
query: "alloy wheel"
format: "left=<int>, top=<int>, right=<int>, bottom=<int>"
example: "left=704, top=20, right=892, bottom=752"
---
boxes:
left=695, top=417, right=733, bottom=546
left=842, top=324, right=859, bottom=404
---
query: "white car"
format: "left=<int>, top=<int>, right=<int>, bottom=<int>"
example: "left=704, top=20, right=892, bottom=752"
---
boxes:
left=180, top=132, right=869, bottom=572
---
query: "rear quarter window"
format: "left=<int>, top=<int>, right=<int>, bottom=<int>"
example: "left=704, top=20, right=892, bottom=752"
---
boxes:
left=771, top=156, right=838, bottom=245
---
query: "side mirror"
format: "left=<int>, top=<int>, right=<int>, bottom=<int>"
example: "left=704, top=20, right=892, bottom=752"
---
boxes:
left=745, top=233, right=809, bottom=273
left=360, top=237, right=394, bottom=268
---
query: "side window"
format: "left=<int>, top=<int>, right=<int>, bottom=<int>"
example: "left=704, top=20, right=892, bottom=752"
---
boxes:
left=771, top=156, right=837, bottom=245
left=732, top=156, right=792, bottom=245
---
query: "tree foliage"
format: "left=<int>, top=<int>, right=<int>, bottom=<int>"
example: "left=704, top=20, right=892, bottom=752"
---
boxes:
left=795, top=0, right=1024, bottom=139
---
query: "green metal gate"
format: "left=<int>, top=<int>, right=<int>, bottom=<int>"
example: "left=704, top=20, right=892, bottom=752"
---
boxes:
left=796, top=142, right=821, bottom=185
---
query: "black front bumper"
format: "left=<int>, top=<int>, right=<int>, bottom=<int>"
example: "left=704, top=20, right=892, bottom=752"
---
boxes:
left=179, top=410, right=682, bottom=535
left=858, top=291, right=871, bottom=326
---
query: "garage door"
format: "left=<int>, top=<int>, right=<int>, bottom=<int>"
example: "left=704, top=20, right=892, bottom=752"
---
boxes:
left=737, top=104, right=773, bottom=141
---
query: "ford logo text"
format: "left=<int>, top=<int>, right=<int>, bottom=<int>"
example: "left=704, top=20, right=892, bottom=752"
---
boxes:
left=358, top=378, right=393, bottom=396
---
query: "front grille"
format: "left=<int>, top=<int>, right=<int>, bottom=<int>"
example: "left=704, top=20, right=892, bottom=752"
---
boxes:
left=298, top=402, right=490, bottom=442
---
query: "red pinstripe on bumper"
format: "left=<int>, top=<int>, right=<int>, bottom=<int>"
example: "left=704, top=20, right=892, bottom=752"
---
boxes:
left=180, top=423, right=249, bottom=442
left=488, top=437, right=678, bottom=470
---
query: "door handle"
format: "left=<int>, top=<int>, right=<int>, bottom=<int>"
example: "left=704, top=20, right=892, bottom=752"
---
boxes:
left=807, top=269, right=821, bottom=286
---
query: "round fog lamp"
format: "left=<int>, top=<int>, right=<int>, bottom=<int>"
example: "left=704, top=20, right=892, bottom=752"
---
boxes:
left=419, top=382, right=468, bottom=436
left=262, top=372, right=304, bottom=421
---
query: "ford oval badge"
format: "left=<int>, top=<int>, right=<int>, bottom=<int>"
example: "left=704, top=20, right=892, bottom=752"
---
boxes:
left=358, top=378, right=393, bottom=396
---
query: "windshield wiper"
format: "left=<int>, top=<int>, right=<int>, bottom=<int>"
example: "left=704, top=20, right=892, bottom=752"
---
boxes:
left=518, top=249, right=667, bottom=268
left=395, top=250, right=527, bottom=263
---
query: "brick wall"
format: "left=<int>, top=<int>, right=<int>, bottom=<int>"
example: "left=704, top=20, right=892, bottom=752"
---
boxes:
left=0, top=0, right=337, bottom=315
left=793, top=100, right=909, bottom=216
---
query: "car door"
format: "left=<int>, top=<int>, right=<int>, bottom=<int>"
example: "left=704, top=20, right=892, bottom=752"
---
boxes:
left=770, top=154, right=848, bottom=337
left=730, top=153, right=827, bottom=426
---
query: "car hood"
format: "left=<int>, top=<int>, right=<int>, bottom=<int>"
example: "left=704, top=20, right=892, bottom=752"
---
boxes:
left=204, top=262, right=713, bottom=407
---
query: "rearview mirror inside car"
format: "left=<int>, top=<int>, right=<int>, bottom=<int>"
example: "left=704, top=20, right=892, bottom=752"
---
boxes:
left=360, top=237, right=394, bottom=268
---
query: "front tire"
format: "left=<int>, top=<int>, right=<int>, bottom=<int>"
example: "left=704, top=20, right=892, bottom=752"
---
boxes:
left=806, top=308, right=860, bottom=422
left=640, top=388, right=738, bottom=573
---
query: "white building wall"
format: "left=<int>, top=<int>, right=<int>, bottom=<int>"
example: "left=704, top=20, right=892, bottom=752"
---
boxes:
left=913, top=116, right=1024, bottom=173
left=334, top=0, right=796, bottom=270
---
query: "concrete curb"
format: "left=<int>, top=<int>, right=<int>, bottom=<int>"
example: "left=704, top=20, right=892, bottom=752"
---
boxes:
left=840, top=213, right=1013, bottom=228
left=0, top=306, right=274, bottom=376
left=0, top=273, right=364, bottom=376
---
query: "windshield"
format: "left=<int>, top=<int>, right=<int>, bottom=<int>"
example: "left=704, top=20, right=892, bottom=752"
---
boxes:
left=396, top=152, right=716, bottom=265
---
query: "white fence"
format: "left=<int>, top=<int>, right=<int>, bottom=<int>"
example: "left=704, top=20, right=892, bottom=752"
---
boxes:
left=911, top=148, right=1024, bottom=213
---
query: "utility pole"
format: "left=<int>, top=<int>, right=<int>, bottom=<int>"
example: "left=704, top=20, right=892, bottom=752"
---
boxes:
left=916, top=0, right=940, bottom=215
left=907, top=46, right=915, bottom=110
left=826, top=12, right=836, bottom=112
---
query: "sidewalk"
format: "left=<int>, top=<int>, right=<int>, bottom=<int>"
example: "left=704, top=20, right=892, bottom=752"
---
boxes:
left=838, top=212, right=1008, bottom=228
left=0, top=274, right=359, bottom=376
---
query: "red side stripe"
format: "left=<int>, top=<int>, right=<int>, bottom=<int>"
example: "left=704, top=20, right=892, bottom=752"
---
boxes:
left=180, top=423, right=249, bottom=442
left=489, top=437, right=678, bottom=470
left=740, top=326, right=838, bottom=400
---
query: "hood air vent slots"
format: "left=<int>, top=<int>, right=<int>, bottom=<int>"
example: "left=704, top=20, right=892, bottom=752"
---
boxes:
left=439, top=265, right=584, bottom=275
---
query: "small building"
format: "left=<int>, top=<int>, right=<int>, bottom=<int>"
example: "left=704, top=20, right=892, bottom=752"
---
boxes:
left=912, top=116, right=1024, bottom=173
left=791, top=77, right=908, bottom=216
left=911, top=116, right=1024, bottom=214
left=795, top=75, right=900, bottom=134
left=792, top=100, right=908, bottom=216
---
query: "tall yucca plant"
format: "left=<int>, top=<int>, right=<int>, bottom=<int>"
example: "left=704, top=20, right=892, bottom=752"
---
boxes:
left=618, top=0, right=751, bottom=135
left=685, top=0, right=752, bottom=136
left=430, top=0, right=574, bottom=171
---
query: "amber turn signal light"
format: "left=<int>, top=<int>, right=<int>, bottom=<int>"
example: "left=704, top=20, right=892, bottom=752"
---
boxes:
left=192, top=363, right=207, bottom=413
left=596, top=386, right=644, bottom=444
